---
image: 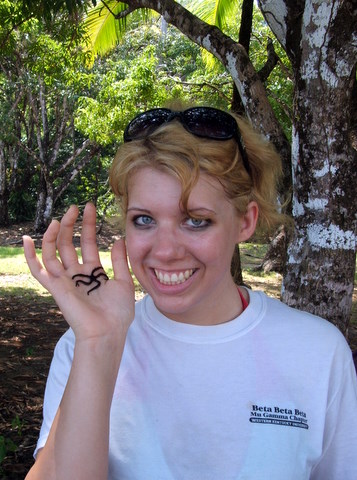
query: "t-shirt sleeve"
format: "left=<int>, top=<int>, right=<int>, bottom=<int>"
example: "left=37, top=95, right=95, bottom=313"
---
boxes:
left=311, top=352, right=357, bottom=479
left=34, top=328, right=75, bottom=458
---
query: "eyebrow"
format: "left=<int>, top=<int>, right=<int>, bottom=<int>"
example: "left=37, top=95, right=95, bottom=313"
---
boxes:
left=187, top=207, right=217, bottom=215
left=127, top=207, right=150, bottom=212
left=127, top=206, right=217, bottom=217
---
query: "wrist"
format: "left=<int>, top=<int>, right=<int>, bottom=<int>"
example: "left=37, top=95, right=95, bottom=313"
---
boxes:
left=73, top=331, right=128, bottom=388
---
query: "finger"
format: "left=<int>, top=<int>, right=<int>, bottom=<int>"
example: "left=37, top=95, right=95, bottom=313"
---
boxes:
left=56, top=205, right=81, bottom=269
left=111, top=238, right=133, bottom=283
left=23, top=235, right=53, bottom=290
left=23, top=235, right=42, bottom=278
left=41, top=219, right=66, bottom=276
left=80, top=203, right=101, bottom=265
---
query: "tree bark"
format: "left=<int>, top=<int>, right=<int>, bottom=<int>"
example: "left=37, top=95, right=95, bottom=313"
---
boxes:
left=0, top=142, right=9, bottom=226
left=258, top=225, right=289, bottom=274
left=259, top=0, right=357, bottom=335
left=231, top=0, right=253, bottom=282
left=22, top=80, right=100, bottom=232
left=34, top=169, right=54, bottom=233
left=231, top=244, right=244, bottom=286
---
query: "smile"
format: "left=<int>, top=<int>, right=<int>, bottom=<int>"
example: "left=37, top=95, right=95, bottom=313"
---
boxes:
left=154, top=269, right=195, bottom=285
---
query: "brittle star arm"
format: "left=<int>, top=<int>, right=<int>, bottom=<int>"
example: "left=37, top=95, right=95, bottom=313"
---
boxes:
left=72, top=267, right=109, bottom=295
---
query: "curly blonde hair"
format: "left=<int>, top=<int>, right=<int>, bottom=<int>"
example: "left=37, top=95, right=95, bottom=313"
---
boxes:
left=109, top=108, right=283, bottom=231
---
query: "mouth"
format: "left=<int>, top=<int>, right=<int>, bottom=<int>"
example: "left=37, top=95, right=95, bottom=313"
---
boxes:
left=154, top=268, right=196, bottom=286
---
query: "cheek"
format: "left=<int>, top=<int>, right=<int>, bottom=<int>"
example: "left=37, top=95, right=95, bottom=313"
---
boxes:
left=125, top=232, right=142, bottom=263
left=125, top=230, right=153, bottom=270
left=193, top=235, right=235, bottom=266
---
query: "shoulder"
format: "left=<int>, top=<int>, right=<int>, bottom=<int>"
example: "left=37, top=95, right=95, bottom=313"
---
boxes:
left=250, top=289, right=352, bottom=359
left=255, top=289, right=345, bottom=333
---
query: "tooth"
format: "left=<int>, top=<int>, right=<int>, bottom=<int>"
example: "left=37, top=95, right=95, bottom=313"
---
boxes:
left=155, top=269, right=195, bottom=285
left=184, top=270, right=191, bottom=279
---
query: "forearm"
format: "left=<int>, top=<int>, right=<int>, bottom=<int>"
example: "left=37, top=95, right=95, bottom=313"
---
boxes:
left=23, top=205, right=135, bottom=479
left=26, top=334, right=127, bottom=480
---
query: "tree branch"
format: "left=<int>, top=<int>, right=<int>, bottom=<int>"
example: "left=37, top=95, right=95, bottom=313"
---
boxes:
left=100, top=0, right=137, bottom=20
left=258, top=38, right=279, bottom=83
left=50, top=96, right=69, bottom=167
left=167, top=75, right=231, bottom=102
left=27, top=89, right=46, bottom=165
left=55, top=138, right=93, bottom=175
left=0, top=15, right=34, bottom=50
left=54, top=145, right=100, bottom=202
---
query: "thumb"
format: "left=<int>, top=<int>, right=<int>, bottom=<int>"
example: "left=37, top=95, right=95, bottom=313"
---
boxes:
left=111, top=238, right=133, bottom=284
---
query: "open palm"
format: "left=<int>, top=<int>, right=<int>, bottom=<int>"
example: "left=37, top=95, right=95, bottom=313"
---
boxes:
left=23, top=203, right=135, bottom=343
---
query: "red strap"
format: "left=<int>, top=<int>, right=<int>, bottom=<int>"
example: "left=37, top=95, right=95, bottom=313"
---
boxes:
left=237, top=287, right=249, bottom=311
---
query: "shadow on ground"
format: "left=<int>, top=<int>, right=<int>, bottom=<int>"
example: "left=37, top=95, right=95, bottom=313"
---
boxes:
left=0, top=292, right=67, bottom=479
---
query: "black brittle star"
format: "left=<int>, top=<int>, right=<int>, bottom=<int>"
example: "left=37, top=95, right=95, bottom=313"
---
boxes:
left=72, top=267, right=109, bottom=295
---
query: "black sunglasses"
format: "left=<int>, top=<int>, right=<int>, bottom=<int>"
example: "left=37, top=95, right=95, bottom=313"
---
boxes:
left=123, top=107, right=251, bottom=176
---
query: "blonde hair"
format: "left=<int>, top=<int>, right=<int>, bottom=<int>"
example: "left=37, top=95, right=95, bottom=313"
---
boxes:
left=110, top=109, right=283, bottom=230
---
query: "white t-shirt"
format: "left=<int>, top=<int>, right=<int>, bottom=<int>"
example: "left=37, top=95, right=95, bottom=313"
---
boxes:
left=35, top=290, right=357, bottom=479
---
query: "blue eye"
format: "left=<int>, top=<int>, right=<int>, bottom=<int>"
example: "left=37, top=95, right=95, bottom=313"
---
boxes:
left=185, top=218, right=211, bottom=228
left=133, top=215, right=154, bottom=226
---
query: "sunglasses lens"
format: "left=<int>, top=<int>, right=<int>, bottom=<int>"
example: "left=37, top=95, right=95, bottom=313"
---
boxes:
left=123, top=106, right=251, bottom=176
left=124, top=109, right=171, bottom=141
left=183, top=108, right=236, bottom=139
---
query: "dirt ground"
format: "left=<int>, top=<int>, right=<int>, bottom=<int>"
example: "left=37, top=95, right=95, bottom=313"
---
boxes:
left=0, top=222, right=356, bottom=479
left=0, top=222, right=119, bottom=479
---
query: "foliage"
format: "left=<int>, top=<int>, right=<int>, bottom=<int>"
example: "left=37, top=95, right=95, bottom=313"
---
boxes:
left=0, top=435, right=18, bottom=467
left=83, top=0, right=155, bottom=63
left=0, top=414, right=25, bottom=471
left=1, top=0, right=243, bottom=226
left=0, top=6, right=100, bottom=228
left=17, top=0, right=93, bottom=21
left=0, top=0, right=294, bottom=227
left=74, top=19, right=239, bottom=143
left=188, top=0, right=293, bottom=138
left=83, top=1, right=293, bottom=136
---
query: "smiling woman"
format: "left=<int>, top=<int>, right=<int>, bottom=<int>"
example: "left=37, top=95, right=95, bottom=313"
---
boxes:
left=23, top=105, right=357, bottom=480
left=124, top=167, right=257, bottom=325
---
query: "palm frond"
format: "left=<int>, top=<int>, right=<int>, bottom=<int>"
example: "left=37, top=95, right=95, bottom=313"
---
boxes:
left=186, top=0, right=240, bottom=72
left=188, top=0, right=239, bottom=29
left=214, top=0, right=239, bottom=29
left=84, top=1, right=127, bottom=56
left=84, top=1, right=156, bottom=61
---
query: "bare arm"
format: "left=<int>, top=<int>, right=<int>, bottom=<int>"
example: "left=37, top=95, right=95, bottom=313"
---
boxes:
left=24, top=203, right=135, bottom=480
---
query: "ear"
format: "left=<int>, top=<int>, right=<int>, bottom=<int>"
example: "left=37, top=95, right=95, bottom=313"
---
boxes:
left=236, top=201, right=259, bottom=243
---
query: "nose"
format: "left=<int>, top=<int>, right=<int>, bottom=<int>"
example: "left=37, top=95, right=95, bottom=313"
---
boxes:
left=151, top=225, right=186, bottom=262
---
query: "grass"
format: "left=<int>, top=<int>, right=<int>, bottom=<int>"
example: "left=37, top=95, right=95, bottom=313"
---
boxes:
left=0, top=246, right=142, bottom=298
left=0, top=244, right=280, bottom=301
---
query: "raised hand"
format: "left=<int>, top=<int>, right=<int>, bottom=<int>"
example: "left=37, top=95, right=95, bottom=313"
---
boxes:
left=23, top=203, right=135, bottom=343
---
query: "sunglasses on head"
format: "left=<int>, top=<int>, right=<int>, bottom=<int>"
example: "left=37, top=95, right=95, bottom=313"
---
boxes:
left=123, top=107, right=251, bottom=176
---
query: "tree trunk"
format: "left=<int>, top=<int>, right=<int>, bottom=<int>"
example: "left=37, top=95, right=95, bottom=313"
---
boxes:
left=276, top=1, right=357, bottom=336
left=258, top=225, right=289, bottom=274
left=34, top=170, right=54, bottom=233
left=231, top=244, right=244, bottom=285
left=0, top=142, right=9, bottom=226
